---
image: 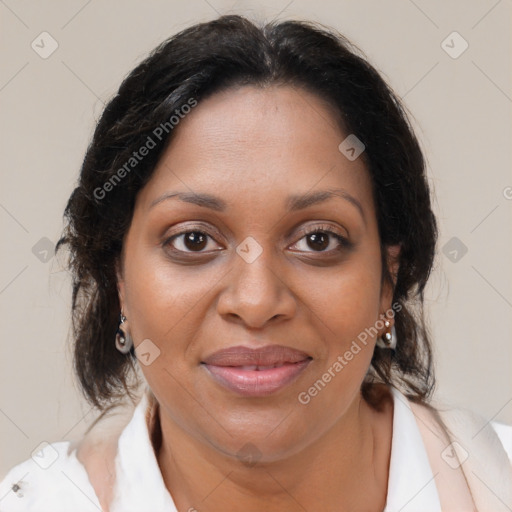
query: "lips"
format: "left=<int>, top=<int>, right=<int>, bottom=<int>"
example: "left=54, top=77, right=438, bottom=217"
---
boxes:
left=201, top=344, right=312, bottom=396
left=202, top=344, right=311, bottom=366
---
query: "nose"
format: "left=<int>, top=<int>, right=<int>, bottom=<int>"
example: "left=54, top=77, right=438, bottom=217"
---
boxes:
left=216, top=242, right=297, bottom=329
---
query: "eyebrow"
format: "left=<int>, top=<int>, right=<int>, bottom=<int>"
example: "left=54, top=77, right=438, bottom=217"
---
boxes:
left=149, top=187, right=365, bottom=223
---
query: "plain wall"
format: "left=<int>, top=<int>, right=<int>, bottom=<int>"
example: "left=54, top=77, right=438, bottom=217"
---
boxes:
left=1, top=0, right=511, bottom=478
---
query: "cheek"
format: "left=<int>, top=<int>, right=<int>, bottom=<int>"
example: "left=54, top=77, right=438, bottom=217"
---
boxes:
left=121, top=251, right=213, bottom=418
left=296, top=247, right=382, bottom=396
left=124, top=232, right=383, bottom=358
left=124, top=260, right=185, bottom=340
left=294, top=264, right=382, bottom=428
left=305, top=253, right=383, bottom=345
left=122, top=247, right=222, bottom=366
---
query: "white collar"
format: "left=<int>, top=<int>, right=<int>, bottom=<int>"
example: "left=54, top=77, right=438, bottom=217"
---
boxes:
left=384, top=387, right=441, bottom=511
left=110, top=390, right=176, bottom=512
left=110, top=387, right=441, bottom=511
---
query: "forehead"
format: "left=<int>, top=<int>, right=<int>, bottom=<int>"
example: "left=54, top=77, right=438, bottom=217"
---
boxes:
left=136, top=85, right=374, bottom=216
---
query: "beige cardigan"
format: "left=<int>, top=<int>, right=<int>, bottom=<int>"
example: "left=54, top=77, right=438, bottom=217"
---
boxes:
left=73, top=387, right=512, bottom=512
left=408, top=397, right=512, bottom=511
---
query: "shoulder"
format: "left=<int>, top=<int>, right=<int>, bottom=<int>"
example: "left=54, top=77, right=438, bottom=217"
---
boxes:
left=401, top=391, right=512, bottom=461
left=0, top=390, right=145, bottom=512
left=434, top=401, right=512, bottom=464
left=490, top=421, right=512, bottom=462
left=408, top=394, right=512, bottom=510
left=408, top=394, right=512, bottom=466
left=0, top=441, right=102, bottom=511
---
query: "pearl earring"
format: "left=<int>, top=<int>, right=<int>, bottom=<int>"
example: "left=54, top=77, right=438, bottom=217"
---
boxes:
left=376, top=319, right=397, bottom=350
left=115, top=313, right=133, bottom=354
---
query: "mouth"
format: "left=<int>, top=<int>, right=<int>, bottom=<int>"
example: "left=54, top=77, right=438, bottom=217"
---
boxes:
left=201, top=344, right=312, bottom=397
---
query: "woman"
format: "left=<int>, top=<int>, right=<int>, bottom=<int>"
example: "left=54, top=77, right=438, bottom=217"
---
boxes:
left=1, top=14, right=510, bottom=512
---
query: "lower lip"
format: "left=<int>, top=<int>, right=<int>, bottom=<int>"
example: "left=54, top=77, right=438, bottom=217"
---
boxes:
left=202, top=359, right=311, bottom=397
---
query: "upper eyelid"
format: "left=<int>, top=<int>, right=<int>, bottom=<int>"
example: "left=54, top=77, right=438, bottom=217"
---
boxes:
left=166, top=222, right=347, bottom=240
left=165, top=223, right=348, bottom=251
left=294, top=224, right=348, bottom=239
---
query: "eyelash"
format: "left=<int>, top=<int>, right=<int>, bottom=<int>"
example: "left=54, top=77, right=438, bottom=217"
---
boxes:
left=163, top=224, right=352, bottom=256
left=293, top=226, right=352, bottom=253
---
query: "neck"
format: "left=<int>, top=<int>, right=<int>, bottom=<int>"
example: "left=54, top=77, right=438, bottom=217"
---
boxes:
left=154, top=387, right=393, bottom=512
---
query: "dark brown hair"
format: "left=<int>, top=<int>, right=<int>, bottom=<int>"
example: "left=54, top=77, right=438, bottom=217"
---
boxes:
left=56, top=15, right=438, bottom=411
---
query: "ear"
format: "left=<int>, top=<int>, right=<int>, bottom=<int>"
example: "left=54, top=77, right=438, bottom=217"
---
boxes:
left=115, top=258, right=127, bottom=315
left=386, top=244, right=401, bottom=287
left=379, top=243, right=401, bottom=315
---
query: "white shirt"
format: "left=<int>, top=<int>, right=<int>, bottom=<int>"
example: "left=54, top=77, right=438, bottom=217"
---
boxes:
left=1, top=387, right=510, bottom=511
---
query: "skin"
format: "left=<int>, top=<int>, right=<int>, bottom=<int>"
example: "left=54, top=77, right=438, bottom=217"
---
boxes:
left=117, top=84, right=400, bottom=512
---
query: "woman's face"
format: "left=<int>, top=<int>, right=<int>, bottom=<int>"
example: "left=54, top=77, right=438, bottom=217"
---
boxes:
left=117, top=85, right=398, bottom=462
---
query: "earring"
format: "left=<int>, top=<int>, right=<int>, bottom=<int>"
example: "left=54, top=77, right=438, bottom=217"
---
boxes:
left=376, top=320, right=397, bottom=350
left=115, top=313, right=133, bottom=354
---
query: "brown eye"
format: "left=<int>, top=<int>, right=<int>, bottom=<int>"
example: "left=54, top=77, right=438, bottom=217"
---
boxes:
left=306, top=232, right=330, bottom=251
left=290, top=227, right=352, bottom=253
left=165, top=231, right=217, bottom=253
left=182, top=232, right=208, bottom=251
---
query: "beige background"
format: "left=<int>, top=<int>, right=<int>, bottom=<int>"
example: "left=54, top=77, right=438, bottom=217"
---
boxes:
left=1, top=0, right=511, bottom=479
